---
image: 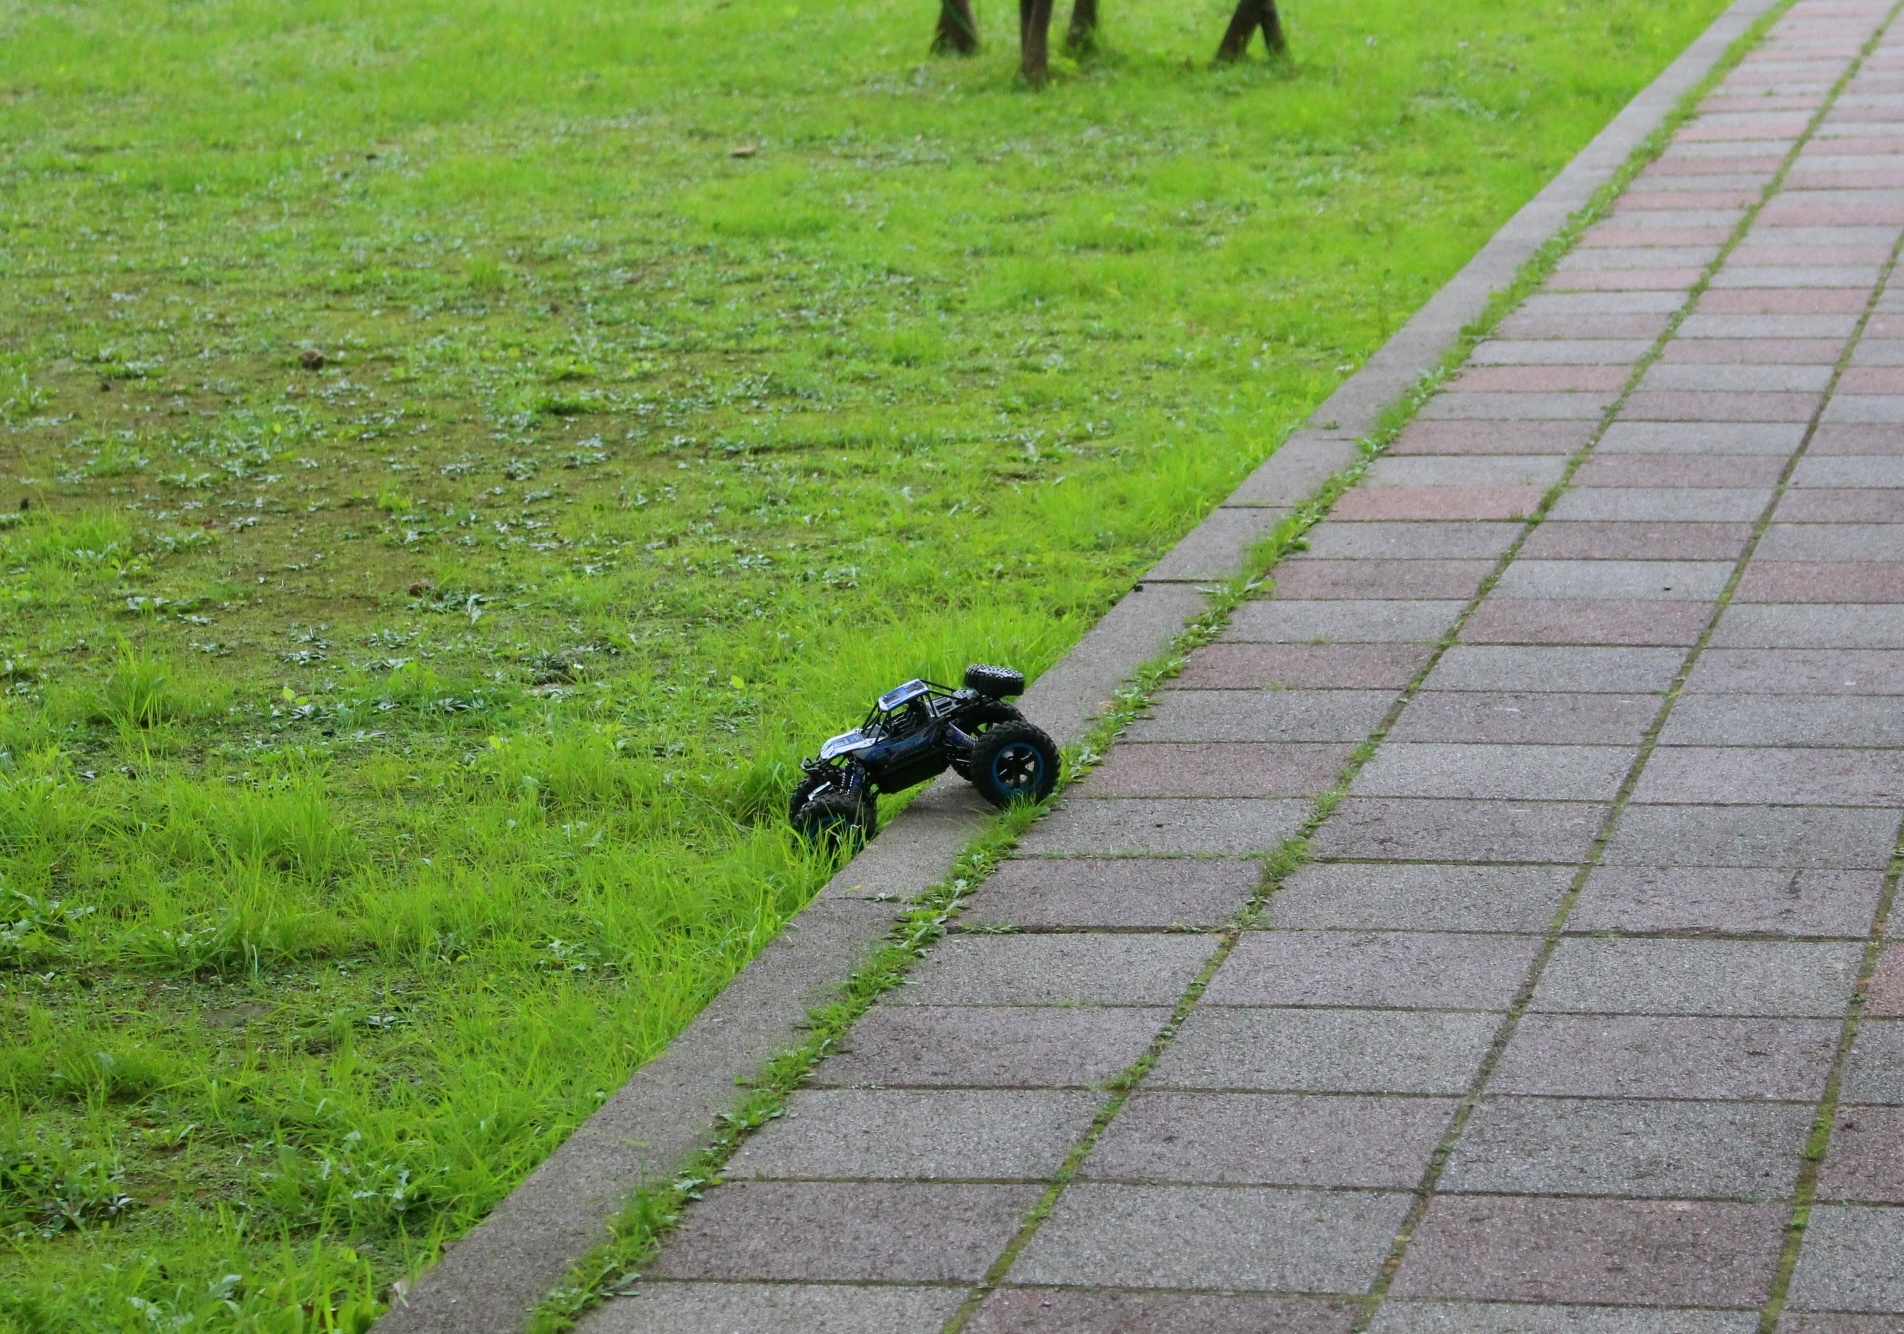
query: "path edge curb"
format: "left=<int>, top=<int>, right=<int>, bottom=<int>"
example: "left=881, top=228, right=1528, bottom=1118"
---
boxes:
left=373, top=2, right=1783, bottom=1326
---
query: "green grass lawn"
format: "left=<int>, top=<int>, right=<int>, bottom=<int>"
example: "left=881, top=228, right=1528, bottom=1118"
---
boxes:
left=0, top=0, right=1726, bottom=1325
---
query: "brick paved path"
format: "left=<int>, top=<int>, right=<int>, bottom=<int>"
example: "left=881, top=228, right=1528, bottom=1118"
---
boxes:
left=592, top=2, right=1904, bottom=1328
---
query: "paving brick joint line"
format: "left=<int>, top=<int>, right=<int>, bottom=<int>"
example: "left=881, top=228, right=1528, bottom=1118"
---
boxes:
left=573, top=1, right=1904, bottom=1329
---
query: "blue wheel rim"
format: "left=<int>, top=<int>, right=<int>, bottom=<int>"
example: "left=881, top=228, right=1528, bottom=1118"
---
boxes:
left=990, top=742, right=1044, bottom=794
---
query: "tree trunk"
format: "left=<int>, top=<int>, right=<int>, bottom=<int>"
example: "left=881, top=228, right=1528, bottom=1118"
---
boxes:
left=932, top=0, right=979, bottom=55
left=1215, top=0, right=1286, bottom=61
left=1065, top=0, right=1098, bottom=55
left=1260, top=0, right=1286, bottom=54
left=1020, top=0, right=1056, bottom=83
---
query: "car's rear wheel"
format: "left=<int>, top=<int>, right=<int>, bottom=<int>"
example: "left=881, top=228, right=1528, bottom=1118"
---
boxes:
left=968, top=721, right=1060, bottom=808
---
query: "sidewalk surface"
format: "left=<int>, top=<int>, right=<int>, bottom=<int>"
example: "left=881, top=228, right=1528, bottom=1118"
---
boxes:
left=594, top=1, right=1904, bottom=1328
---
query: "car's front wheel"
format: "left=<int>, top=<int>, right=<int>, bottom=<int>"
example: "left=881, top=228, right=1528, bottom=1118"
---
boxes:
left=950, top=702, right=1020, bottom=779
left=792, top=786, right=877, bottom=850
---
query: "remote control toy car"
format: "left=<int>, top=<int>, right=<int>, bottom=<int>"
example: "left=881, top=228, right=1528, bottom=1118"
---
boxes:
left=790, top=664, right=1061, bottom=846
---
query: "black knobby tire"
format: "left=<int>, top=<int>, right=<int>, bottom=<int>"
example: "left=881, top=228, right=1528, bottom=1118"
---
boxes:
left=793, top=788, right=877, bottom=850
left=963, top=663, right=1026, bottom=698
left=949, top=701, right=1020, bottom=779
left=967, top=720, right=1059, bottom=808
left=788, top=774, right=827, bottom=826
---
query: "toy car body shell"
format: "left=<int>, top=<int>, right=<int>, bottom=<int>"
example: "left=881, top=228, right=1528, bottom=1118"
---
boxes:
left=819, top=728, right=875, bottom=760
left=877, top=679, right=932, bottom=711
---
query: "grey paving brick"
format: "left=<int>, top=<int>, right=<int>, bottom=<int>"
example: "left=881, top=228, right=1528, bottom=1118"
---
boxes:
left=1641, top=362, right=1837, bottom=391
left=1083, top=1091, right=1455, bottom=1188
left=962, top=857, right=1261, bottom=930
left=1531, top=938, right=1862, bottom=1017
left=1079, top=742, right=1353, bottom=799
left=1548, top=488, right=1775, bottom=521
left=893, top=934, right=1218, bottom=1007
left=1267, top=863, right=1572, bottom=933
left=1010, top=1182, right=1412, bottom=1293
left=1151, top=1007, right=1501, bottom=1094
left=1738, top=225, right=1893, bottom=249
left=588, top=1282, right=962, bottom=1334
left=1471, top=338, right=1658, bottom=365
left=812, top=1005, right=1169, bottom=1089
left=1819, top=1105, right=1904, bottom=1203
left=1369, top=1303, right=1755, bottom=1333
left=647, top=1180, right=1041, bottom=1282
left=1854, top=341, right=1904, bottom=369
left=1548, top=267, right=1703, bottom=292
left=1573, top=456, right=1787, bottom=488
left=1602, top=805, right=1901, bottom=869
left=1679, top=314, right=1860, bottom=338
left=1776, top=1315, right=1904, bottom=1334
left=1224, top=600, right=1469, bottom=644
left=1822, top=396, right=1904, bottom=425
left=1523, top=291, right=1691, bottom=315
left=1419, top=392, right=1619, bottom=420
left=1624, top=390, right=1820, bottom=424
left=1788, top=1205, right=1904, bottom=1313
left=1492, top=559, right=1734, bottom=600
left=1299, top=521, right=1522, bottom=561
left=1312, top=797, right=1607, bottom=864
left=1442, top=1097, right=1813, bottom=1198
left=1517, top=521, right=1754, bottom=561
left=1172, top=642, right=1436, bottom=690
left=1272, top=557, right=1495, bottom=601
left=1561, top=237, right=1728, bottom=264
left=1366, top=456, right=1571, bottom=488
left=1597, top=422, right=1808, bottom=454
left=1596, top=211, right=1745, bottom=233
left=1204, top=931, right=1539, bottom=1010
left=968, top=1290, right=1360, bottom=1333
left=1570, top=867, right=1883, bottom=936
left=1391, top=1196, right=1787, bottom=1307
left=1127, top=690, right=1397, bottom=743
left=1014, top=796, right=1309, bottom=856
left=1391, top=692, right=1661, bottom=744
left=1843, top=1022, right=1904, bottom=1105
left=1351, top=743, right=1632, bottom=801
left=1758, top=524, right=1904, bottom=561
left=1660, top=695, right=1904, bottom=746
left=1489, top=1015, right=1840, bottom=1100
left=728, top=1089, right=1100, bottom=1181
left=1560, top=244, right=1719, bottom=268
left=1687, top=649, right=1904, bottom=694
left=1422, top=646, right=1684, bottom=693
left=1789, top=452, right=1904, bottom=490
left=1665, top=332, right=1843, bottom=361
left=1461, top=597, right=1715, bottom=646
left=1635, top=746, right=1904, bottom=806
left=1390, top=421, right=1595, bottom=456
